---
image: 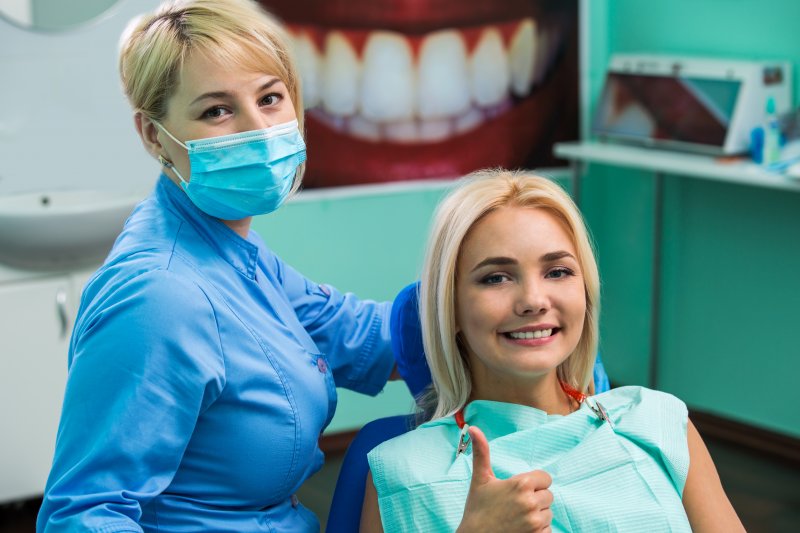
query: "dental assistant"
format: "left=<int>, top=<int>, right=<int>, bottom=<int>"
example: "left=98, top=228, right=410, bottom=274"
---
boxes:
left=36, top=1, right=396, bottom=531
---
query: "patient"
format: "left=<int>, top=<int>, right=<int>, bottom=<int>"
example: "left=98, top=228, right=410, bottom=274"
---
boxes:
left=361, top=170, right=744, bottom=532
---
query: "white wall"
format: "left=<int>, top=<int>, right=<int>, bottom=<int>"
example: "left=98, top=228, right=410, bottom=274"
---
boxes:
left=0, top=0, right=161, bottom=197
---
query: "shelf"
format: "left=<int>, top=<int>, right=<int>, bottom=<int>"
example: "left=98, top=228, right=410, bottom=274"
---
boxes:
left=554, top=141, right=800, bottom=193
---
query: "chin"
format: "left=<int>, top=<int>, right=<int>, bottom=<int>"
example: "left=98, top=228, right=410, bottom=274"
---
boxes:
left=260, top=0, right=579, bottom=187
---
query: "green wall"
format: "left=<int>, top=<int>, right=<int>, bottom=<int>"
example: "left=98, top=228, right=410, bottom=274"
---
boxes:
left=582, top=0, right=800, bottom=437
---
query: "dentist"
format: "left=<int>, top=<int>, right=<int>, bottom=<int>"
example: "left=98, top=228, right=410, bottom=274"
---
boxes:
left=37, top=1, right=398, bottom=531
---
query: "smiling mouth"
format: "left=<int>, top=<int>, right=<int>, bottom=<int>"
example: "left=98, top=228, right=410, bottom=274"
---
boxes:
left=262, top=0, right=578, bottom=186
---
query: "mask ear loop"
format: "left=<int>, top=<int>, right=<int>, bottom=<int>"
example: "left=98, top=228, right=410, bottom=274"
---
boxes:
left=158, top=154, right=189, bottom=185
left=153, top=121, right=190, bottom=185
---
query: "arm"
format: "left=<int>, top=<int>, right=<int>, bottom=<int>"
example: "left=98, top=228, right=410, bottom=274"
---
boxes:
left=270, top=253, right=394, bottom=394
left=682, top=419, right=745, bottom=532
left=37, top=271, right=224, bottom=532
left=360, top=472, right=384, bottom=533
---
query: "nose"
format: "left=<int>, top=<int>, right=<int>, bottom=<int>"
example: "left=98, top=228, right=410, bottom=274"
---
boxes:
left=237, top=104, right=270, bottom=132
left=514, top=279, right=549, bottom=316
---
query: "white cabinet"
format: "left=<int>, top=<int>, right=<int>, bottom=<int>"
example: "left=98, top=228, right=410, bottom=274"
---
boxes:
left=0, top=269, right=92, bottom=502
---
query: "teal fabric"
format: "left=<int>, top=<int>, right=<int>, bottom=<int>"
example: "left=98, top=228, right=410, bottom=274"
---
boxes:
left=368, top=386, right=691, bottom=532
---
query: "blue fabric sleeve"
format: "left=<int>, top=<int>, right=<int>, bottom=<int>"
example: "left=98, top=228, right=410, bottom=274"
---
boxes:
left=38, top=270, right=225, bottom=533
left=269, top=252, right=394, bottom=396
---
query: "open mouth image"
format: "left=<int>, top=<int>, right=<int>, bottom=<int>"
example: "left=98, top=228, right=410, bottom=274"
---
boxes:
left=260, top=0, right=579, bottom=187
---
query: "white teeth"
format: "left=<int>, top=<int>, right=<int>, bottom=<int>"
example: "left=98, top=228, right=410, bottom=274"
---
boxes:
left=384, top=119, right=418, bottom=142
left=417, top=30, right=471, bottom=120
left=303, top=18, right=557, bottom=143
left=348, top=115, right=381, bottom=141
left=293, top=33, right=322, bottom=108
left=470, top=28, right=510, bottom=108
left=454, top=107, right=484, bottom=134
left=361, top=32, right=416, bottom=122
left=508, top=329, right=553, bottom=340
left=418, top=118, right=452, bottom=142
left=321, top=31, right=361, bottom=116
left=509, top=18, right=537, bottom=97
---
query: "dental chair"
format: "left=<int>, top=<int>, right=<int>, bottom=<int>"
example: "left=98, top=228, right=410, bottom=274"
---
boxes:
left=325, top=283, right=611, bottom=532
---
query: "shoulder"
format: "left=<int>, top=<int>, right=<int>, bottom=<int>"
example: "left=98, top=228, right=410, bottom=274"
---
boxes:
left=85, top=259, right=213, bottom=315
left=75, top=265, right=221, bottom=360
left=599, top=386, right=690, bottom=491
left=597, top=386, right=687, bottom=419
left=368, top=419, right=461, bottom=493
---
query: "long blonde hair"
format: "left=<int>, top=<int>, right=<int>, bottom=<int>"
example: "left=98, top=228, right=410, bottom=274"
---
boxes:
left=420, top=169, right=600, bottom=420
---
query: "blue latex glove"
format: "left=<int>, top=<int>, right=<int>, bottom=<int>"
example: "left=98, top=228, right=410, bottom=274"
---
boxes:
left=391, top=281, right=611, bottom=398
left=390, top=282, right=431, bottom=399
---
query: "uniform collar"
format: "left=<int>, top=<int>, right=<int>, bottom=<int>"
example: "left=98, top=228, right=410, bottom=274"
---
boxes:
left=156, top=174, right=259, bottom=279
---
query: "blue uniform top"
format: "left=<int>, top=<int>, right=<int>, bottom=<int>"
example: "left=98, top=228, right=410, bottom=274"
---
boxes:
left=37, top=175, right=395, bottom=532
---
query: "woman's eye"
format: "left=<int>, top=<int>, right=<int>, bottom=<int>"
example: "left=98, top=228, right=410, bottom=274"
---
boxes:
left=546, top=267, right=574, bottom=280
left=201, top=106, right=229, bottom=119
left=481, top=273, right=508, bottom=285
left=260, top=92, right=282, bottom=106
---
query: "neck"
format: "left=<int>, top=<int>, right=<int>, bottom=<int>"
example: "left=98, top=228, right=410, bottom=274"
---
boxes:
left=222, top=217, right=252, bottom=239
left=470, top=370, right=575, bottom=416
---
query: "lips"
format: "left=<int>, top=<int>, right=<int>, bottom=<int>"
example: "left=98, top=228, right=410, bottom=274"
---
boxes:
left=259, top=0, right=579, bottom=187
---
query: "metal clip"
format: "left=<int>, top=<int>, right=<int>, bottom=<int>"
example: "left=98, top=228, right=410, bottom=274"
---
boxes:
left=455, top=423, right=471, bottom=458
left=587, top=399, right=614, bottom=429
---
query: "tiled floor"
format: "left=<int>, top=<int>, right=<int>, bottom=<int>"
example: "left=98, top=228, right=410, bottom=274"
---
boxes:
left=3, top=435, right=798, bottom=532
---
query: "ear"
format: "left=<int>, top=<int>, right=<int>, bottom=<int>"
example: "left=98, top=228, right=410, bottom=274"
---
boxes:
left=134, top=112, right=165, bottom=160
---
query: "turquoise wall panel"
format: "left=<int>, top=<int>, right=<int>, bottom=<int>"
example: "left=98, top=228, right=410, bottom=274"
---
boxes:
left=658, top=179, right=800, bottom=436
left=579, top=165, right=656, bottom=387
left=585, top=0, right=800, bottom=437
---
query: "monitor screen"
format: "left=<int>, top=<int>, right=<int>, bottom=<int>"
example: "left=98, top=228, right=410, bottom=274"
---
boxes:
left=592, top=72, right=742, bottom=149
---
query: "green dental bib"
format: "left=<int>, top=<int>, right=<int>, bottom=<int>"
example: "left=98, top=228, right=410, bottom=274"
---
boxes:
left=368, top=386, right=691, bottom=532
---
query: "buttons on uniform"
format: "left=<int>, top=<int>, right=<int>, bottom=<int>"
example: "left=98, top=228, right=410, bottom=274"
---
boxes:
left=316, top=357, right=328, bottom=373
left=290, top=494, right=299, bottom=508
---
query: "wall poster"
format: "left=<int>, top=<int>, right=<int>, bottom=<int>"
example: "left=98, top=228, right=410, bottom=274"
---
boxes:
left=259, top=0, right=579, bottom=188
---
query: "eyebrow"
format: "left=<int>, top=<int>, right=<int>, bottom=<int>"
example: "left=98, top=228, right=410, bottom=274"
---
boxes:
left=189, top=78, right=283, bottom=106
left=469, top=251, right=576, bottom=273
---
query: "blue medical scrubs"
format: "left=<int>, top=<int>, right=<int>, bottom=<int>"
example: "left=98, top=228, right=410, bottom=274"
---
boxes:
left=37, top=175, right=395, bottom=532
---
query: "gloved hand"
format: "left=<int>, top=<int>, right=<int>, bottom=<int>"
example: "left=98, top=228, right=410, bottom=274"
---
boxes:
left=390, top=282, right=433, bottom=400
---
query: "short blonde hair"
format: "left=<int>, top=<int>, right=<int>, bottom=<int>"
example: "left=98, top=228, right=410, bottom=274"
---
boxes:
left=420, top=169, right=600, bottom=420
left=118, top=0, right=305, bottom=190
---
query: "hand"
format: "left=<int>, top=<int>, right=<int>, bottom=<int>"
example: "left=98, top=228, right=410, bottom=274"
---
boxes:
left=457, top=426, right=553, bottom=533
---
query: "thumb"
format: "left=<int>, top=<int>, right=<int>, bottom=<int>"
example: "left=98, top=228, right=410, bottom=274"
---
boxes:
left=468, top=426, right=495, bottom=486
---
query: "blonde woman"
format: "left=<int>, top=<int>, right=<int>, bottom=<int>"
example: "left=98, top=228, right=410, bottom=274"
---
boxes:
left=361, top=170, right=743, bottom=532
left=37, top=1, right=397, bottom=531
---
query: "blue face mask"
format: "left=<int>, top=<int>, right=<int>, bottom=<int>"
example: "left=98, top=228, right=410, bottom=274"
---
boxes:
left=156, top=120, right=306, bottom=220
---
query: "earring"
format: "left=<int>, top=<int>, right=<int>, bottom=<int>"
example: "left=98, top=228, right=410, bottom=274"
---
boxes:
left=158, top=155, right=171, bottom=168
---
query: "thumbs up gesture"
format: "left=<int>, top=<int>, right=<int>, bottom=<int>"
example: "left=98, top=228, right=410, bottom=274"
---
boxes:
left=456, top=426, right=553, bottom=532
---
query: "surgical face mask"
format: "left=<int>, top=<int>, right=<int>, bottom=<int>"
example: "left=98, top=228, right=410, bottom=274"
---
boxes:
left=156, top=120, right=306, bottom=220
